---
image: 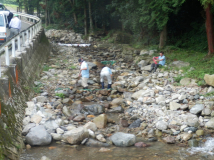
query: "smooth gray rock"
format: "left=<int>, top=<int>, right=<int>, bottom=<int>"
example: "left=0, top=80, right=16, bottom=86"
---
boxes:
left=107, top=106, right=124, bottom=113
left=44, top=120, right=59, bottom=132
left=81, top=104, right=104, bottom=115
left=85, top=138, right=110, bottom=147
left=190, top=104, right=205, bottom=114
left=129, top=119, right=142, bottom=128
left=26, top=125, right=52, bottom=146
left=62, top=127, right=89, bottom=144
left=156, top=120, right=168, bottom=130
left=110, top=132, right=136, bottom=147
left=205, top=118, right=214, bottom=129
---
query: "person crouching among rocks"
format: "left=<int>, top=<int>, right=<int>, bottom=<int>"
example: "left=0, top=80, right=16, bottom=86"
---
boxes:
left=149, top=51, right=166, bottom=73
left=100, top=65, right=112, bottom=89
left=78, top=59, right=89, bottom=89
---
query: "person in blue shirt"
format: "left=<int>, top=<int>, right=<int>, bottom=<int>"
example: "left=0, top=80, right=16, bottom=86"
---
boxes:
left=148, top=51, right=166, bottom=73
left=78, top=59, right=89, bottom=89
left=100, top=66, right=112, bottom=89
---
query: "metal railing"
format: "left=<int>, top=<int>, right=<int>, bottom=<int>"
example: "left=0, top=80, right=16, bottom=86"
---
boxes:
left=0, top=12, right=42, bottom=77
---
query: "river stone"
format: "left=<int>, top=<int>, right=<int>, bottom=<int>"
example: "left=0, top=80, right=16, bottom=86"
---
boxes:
left=22, top=123, right=36, bottom=136
left=82, top=104, right=104, bottom=115
left=56, top=128, right=64, bottom=134
left=41, top=156, right=51, bottom=160
left=51, top=133, right=62, bottom=141
left=138, top=60, right=148, bottom=68
left=83, top=122, right=97, bottom=131
left=202, top=108, right=211, bottom=116
left=23, top=116, right=31, bottom=126
left=110, top=98, right=125, bottom=107
left=62, top=106, right=71, bottom=117
left=110, top=132, right=136, bottom=147
left=204, top=74, right=214, bottom=87
left=196, top=130, right=204, bottom=136
left=156, top=120, right=168, bottom=130
left=190, top=104, right=204, bottom=114
left=85, top=138, right=110, bottom=147
left=184, top=127, right=197, bottom=133
left=107, top=106, right=124, bottom=113
left=180, top=78, right=191, bottom=86
left=170, top=61, right=190, bottom=68
left=73, top=115, right=85, bottom=122
left=170, top=102, right=181, bottom=110
left=188, top=139, right=199, bottom=147
left=99, top=147, right=111, bottom=152
left=163, top=136, right=176, bottom=144
left=63, top=127, right=89, bottom=145
left=135, top=142, right=150, bottom=147
left=141, top=65, right=151, bottom=71
left=205, top=118, right=214, bottom=129
left=62, top=98, right=73, bottom=105
left=26, top=125, right=52, bottom=146
left=36, top=96, right=48, bottom=103
left=207, top=86, right=214, bottom=93
left=182, top=133, right=192, bottom=141
left=30, top=114, right=42, bottom=124
left=96, top=134, right=106, bottom=143
left=129, top=119, right=142, bottom=128
left=44, top=120, right=59, bottom=133
left=93, top=114, right=107, bottom=129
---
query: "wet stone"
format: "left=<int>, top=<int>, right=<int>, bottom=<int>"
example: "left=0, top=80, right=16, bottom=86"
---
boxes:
left=129, top=119, right=142, bottom=128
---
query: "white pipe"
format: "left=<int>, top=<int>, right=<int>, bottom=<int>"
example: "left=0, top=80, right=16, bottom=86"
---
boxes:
left=18, top=35, right=21, bottom=51
left=12, top=39, right=15, bottom=57
left=5, top=46, right=9, bottom=66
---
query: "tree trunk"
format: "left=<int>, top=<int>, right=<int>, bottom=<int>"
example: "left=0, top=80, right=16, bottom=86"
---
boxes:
left=84, top=1, right=88, bottom=36
left=205, top=3, right=214, bottom=55
left=88, top=1, right=93, bottom=33
left=70, top=0, right=77, bottom=24
left=159, top=24, right=167, bottom=49
left=45, top=0, right=48, bottom=27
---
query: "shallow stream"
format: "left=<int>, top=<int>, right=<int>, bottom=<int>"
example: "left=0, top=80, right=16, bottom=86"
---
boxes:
left=20, top=138, right=214, bottom=160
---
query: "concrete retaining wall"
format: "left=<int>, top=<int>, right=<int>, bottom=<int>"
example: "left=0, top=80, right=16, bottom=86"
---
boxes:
left=0, top=29, right=50, bottom=159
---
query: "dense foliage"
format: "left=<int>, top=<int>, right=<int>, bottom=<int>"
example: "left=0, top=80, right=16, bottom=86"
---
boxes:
left=4, top=0, right=214, bottom=52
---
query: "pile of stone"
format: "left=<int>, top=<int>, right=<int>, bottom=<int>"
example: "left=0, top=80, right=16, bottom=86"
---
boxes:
left=22, top=31, right=214, bottom=149
left=45, top=29, right=86, bottom=44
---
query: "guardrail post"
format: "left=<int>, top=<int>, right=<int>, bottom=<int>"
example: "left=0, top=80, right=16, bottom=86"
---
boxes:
left=29, top=28, right=32, bottom=40
left=26, top=30, right=29, bottom=43
left=22, top=32, right=25, bottom=46
left=18, top=35, right=21, bottom=51
left=12, top=39, right=15, bottom=57
left=5, top=46, right=9, bottom=66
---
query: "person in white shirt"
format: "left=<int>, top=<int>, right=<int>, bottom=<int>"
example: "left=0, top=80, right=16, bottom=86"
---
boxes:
left=78, top=58, right=89, bottom=89
left=100, top=66, right=112, bottom=89
left=9, top=14, right=21, bottom=37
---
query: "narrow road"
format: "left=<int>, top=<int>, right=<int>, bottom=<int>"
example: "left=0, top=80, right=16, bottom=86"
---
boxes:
left=0, top=20, right=31, bottom=72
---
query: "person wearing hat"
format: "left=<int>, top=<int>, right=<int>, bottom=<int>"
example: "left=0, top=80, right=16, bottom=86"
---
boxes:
left=78, top=58, right=89, bottom=89
left=9, top=14, right=21, bottom=37
left=100, top=65, right=112, bottom=89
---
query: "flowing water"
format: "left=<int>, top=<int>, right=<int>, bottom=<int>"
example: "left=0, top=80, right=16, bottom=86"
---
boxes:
left=20, top=138, right=214, bottom=160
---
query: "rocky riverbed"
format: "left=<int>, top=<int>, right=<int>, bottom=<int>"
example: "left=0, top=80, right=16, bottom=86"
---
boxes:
left=21, top=29, right=214, bottom=159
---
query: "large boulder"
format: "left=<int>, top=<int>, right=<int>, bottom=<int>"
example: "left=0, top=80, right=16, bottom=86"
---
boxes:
left=190, top=104, right=205, bottom=114
left=170, top=61, right=190, bottom=68
left=93, top=114, right=107, bottom=129
left=110, top=132, right=136, bottom=147
left=26, top=125, right=52, bottom=146
left=204, top=74, right=214, bottom=87
left=62, top=127, right=89, bottom=144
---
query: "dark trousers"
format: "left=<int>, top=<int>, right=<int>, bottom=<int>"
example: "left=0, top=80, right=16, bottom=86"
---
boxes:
left=8, top=12, right=13, bottom=23
left=151, top=63, right=161, bottom=68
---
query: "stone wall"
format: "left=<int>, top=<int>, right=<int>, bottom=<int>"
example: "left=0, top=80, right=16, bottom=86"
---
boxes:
left=0, top=29, right=50, bottom=159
